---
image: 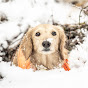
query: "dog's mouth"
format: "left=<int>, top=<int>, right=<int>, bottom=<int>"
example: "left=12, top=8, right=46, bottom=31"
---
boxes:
left=42, top=48, right=50, bottom=52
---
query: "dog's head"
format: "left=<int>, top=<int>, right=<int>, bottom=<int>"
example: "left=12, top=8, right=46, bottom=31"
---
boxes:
left=20, top=24, right=66, bottom=60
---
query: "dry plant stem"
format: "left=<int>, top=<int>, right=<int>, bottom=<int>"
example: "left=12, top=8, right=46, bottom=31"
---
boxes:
left=79, top=6, right=88, bottom=26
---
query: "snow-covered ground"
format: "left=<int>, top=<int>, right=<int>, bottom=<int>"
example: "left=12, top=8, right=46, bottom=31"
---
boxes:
left=0, top=0, right=88, bottom=88
left=0, top=61, right=88, bottom=88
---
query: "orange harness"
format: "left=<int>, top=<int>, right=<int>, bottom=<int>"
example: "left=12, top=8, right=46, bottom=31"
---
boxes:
left=62, top=59, right=70, bottom=71
left=17, top=48, right=70, bottom=71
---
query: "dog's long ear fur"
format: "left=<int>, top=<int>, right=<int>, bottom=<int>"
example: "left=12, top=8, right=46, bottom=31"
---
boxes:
left=20, top=28, right=33, bottom=60
left=56, top=26, right=66, bottom=60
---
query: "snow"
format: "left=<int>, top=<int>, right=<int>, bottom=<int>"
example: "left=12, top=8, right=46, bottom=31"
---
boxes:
left=0, top=61, right=88, bottom=88
left=0, top=0, right=88, bottom=88
left=0, top=0, right=88, bottom=25
left=46, top=38, right=53, bottom=43
left=69, top=34, right=88, bottom=71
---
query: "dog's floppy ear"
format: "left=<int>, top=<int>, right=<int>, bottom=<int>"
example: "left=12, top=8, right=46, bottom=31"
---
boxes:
left=56, top=26, right=66, bottom=60
left=19, top=28, right=33, bottom=60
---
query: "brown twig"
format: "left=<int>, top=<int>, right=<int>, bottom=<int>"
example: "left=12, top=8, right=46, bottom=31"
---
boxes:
left=79, top=6, right=88, bottom=25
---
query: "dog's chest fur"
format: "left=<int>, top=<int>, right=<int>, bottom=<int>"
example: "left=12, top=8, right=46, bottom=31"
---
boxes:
left=30, top=52, right=62, bottom=69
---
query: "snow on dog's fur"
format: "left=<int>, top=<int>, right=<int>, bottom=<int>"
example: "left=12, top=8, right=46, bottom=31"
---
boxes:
left=13, top=24, right=68, bottom=70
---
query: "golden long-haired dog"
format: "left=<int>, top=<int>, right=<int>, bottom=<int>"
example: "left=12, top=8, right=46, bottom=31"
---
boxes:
left=13, top=24, right=68, bottom=70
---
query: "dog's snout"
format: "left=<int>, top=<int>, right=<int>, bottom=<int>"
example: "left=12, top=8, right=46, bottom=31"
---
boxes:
left=42, top=41, right=51, bottom=48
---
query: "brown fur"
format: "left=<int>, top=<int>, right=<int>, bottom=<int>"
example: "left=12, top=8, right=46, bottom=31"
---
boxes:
left=13, top=24, right=68, bottom=70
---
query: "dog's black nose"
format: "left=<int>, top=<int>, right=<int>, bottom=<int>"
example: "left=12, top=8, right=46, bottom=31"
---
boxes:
left=42, top=41, right=51, bottom=48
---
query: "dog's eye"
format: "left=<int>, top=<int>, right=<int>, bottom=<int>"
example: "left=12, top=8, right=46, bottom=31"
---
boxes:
left=52, top=31, right=56, bottom=36
left=35, top=32, right=40, bottom=36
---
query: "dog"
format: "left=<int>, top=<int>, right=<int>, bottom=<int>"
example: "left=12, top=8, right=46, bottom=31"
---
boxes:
left=13, top=24, right=68, bottom=70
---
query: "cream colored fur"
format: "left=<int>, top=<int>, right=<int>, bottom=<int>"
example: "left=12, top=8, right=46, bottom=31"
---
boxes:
left=13, top=24, right=68, bottom=70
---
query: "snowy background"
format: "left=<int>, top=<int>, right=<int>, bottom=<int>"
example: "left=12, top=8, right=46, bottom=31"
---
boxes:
left=0, top=0, right=88, bottom=88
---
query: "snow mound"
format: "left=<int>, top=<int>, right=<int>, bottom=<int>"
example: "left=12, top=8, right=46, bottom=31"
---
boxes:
left=0, top=61, right=88, bottom=88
